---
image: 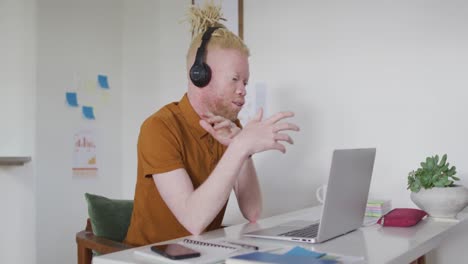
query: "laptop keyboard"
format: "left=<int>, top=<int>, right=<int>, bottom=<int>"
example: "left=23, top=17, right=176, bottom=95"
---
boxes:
left=279, top=223, right=319, bottom=238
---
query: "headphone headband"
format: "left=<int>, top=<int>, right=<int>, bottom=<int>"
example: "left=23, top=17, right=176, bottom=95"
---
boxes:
left=190, top=27, right=220, bottom=88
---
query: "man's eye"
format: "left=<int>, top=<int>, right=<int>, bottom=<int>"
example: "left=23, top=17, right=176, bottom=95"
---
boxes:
left=232, top=77, right=238, bottom=81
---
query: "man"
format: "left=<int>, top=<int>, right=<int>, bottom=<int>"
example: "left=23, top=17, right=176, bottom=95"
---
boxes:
left=124, top=7, right=299, bottom=247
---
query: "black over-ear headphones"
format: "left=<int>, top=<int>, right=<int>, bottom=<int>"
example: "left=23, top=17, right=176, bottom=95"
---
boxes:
left=190, top=27, right=220, bottom=88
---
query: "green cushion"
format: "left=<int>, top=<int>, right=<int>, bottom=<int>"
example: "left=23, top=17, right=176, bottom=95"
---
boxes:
left=84, top=193, right=133, bottom=242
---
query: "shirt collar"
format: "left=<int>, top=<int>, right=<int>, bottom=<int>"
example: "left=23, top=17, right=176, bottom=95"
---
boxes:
left=179, top=93, right=209, bottom=139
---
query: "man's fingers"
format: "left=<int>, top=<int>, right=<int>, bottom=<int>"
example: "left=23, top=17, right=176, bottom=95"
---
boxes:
left=272, top=122, right=300, bottom=133
left=229, top=127, right=242, bottom=138
left=199, top=120, right=215, bottom=134
left=265, top=111, right=295, bottom=125
left=201, top=111, right=215, bottom=119
left=213, top=120, right=232, bottom=130
left=272, top=143, right=286, bottom=153
left=252, top=107, right=263, bottom=122
left=233, top=127, right=242, bottom=134
left=274, top=133, right=294, bottom=144
left=205, top=115, right=225, bottom=125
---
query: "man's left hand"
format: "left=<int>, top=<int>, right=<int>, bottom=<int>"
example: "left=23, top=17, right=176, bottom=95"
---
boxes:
left=199, top=113, right=241, bottom=146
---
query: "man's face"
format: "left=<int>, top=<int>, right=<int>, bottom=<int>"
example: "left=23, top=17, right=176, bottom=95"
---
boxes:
left=202, top=48, right=249, bottom=121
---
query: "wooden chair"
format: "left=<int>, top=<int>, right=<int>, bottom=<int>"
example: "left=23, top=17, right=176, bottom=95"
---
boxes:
left=76, top=218, right=134, bottom=264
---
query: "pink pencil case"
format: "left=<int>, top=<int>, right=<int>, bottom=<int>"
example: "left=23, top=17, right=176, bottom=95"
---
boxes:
left=377, top=208, right=427, bottom=227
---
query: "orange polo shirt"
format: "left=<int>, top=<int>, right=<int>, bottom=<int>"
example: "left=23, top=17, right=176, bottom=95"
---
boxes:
left=124, top=94, right=229, bottom=246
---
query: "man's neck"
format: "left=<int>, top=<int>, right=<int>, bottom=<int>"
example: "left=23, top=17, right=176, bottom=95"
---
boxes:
left=187, top=89, right=207, bottom=119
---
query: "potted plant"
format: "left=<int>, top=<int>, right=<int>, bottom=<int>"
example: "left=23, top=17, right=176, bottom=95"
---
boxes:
left=407, top=154, right=468, bottom=219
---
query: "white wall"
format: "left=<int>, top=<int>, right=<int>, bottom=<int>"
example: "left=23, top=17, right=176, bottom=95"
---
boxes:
left=0, top=0, right=36, bottom=263
left=0, top=0, right=36, bottom=156
left=36, top=0, right=123, bottom=263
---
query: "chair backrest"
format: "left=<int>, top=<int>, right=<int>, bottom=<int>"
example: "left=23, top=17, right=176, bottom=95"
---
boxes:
left=76, top=193, right=134, bottom=264
left=85, top=193, right=134, bottom=242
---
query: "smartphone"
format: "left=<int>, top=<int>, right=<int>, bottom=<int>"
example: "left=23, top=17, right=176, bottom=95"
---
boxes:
left=150, top=243, right=201, bottom=260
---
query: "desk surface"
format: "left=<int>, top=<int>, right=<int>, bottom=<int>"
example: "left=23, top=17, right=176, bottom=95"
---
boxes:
left=94, top=206, right=468, bottom=264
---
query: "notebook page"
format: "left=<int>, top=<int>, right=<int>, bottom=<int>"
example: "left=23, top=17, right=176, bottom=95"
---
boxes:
left=134, top=239, right=247, bottom=264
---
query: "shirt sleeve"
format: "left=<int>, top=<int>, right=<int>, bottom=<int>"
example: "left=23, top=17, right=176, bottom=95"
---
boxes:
left=137, top=115, right=184, bottom=177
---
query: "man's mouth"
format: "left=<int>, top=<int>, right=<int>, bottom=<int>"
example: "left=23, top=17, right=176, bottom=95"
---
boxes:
left=232, top=101, right=244, bottom=108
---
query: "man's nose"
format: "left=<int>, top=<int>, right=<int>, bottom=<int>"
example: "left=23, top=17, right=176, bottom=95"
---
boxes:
left=236, top=84, right=247, bottom=96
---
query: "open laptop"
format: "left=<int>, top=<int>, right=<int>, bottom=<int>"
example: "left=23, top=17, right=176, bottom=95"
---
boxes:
left=244, top=148, right=376, bottom=244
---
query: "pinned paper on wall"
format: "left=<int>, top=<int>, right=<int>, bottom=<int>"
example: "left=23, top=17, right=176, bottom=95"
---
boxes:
left=98, top=74, right=109, bottom=89
left=84, top=79, right=97, bottom=93
left=82, top=106, right=95, bottom=120
left=66, top=92, right=79, bottom=107
left=100, top=90, right=111, bottom=104
left=73, top=129, right=98, bottom=177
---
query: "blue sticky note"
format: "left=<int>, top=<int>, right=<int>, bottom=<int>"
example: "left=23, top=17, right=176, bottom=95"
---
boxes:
left=285, top=246, right=326, bottom=258
left=82, top=106, right=95, bottom=120
left=98, top=74, right=109, bottom=89
left=66, top=92, right=79, bottom=107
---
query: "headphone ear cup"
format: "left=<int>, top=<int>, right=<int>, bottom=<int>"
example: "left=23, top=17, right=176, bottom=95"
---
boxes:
left=190, top=63, right=212, bottom=88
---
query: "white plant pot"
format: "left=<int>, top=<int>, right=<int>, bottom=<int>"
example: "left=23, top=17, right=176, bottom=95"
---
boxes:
left=410, top=185, right=468, bottom=219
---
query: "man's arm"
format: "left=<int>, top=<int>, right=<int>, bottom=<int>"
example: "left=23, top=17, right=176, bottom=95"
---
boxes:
left=234, top=158, right=262, bottom=222
left=153, top=142, right=249, bottom=236
left=199, top=112, right=262, bottom=222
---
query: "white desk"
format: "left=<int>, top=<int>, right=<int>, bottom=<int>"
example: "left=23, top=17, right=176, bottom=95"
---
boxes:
left=93, top=206, right=468, bottom=264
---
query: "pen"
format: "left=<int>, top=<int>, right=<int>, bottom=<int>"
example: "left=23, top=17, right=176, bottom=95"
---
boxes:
left=225, top=241, right=259, bottom=250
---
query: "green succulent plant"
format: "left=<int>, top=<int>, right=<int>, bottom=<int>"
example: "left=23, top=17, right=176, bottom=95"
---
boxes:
left=407, top=154, right=459, bottom=193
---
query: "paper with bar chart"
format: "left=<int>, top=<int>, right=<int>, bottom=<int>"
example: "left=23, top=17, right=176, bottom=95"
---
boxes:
left=73, top=129, right=98, bottom=176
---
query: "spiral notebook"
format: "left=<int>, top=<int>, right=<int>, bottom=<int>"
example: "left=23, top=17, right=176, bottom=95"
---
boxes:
left=134, top=238, right=251, bottom=264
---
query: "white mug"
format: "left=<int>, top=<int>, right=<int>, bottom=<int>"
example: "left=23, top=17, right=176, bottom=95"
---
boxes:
left=316, top=184, right=327, bottom=204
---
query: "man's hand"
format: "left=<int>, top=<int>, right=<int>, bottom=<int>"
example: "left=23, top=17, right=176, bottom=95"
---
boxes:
left=200, top=112, right=241, bottom=146
left=233, top=108, right=300, bottom=156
